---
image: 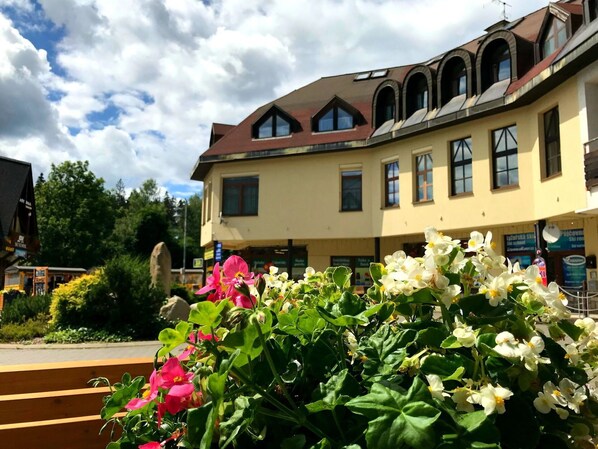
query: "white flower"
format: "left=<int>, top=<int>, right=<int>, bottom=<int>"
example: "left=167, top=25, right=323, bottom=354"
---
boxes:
left=466, top=231, right=484, bottom=252
left=495, top=331, right=516, bottom=345
left=555, top=407, right=569, bottom=420
left=564, top=343, right=580, bottom=364
left=304, top=267, right=315, bottom=279
left=344, top=330, right=359, bottom=363
left=518, top=335, right=550, bottom=372
left=452, top=386, right=474, bottom=412
left=494, top=332, right=521, bottom=358
left=425, top=374, right=448, bottom=401
left=533, top=391, right=557, bottom=414
left=453, top=323, right=476, bottom=348
left=479, top=274, right=510, bottom=306
left=575, top=317, right=596, bottom=335
left=438, top=284, right=461, bottom=308
left=424, top=227, right=460, bottom=258
left=269, top=266, right=279, bottom=275
left=469, top=384, right=513, bottom=415
left=559, top=378, right=587, bottom=413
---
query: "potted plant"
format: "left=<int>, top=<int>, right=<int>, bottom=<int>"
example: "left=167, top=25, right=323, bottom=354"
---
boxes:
left=100, top=227, right=598, bottom=449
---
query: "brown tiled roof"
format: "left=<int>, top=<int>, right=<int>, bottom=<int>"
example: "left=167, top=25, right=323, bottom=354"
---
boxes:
left=197, top=0, right=585, bottom=165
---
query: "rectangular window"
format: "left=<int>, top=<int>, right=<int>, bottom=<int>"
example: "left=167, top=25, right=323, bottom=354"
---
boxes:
left=415, top=153, right=433, bottom=202
left=492, top=125, right=518, bottom=188
left=222, top=176, right=259, bottom=216
left=543, top=107, right=561, bottom=177
left=384, top=161, right=399, bottom=207
left=450, top=137, right=473, bottom=195
left=203, top=181, right=212, bottom=224
left=341, top=170, right=362, bottom=211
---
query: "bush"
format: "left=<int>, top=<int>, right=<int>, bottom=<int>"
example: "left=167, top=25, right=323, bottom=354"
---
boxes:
left=0, top=318, right=49, bottom=342
left=170, top=284, right=195, bottom=304
left=50, top=255, right=166, bottom=339
left=1, top=294, right=52, bottom=325
left=44, top=327, right=133, bottom=344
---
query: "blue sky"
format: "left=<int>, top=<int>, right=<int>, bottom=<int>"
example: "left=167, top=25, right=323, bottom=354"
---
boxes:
left=0, top=0, right=549, bottom=199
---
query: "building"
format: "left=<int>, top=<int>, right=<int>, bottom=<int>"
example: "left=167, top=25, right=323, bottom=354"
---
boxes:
left=191, top=0, right=598, bottom=289
left=0, top=155, right=39, bottom=288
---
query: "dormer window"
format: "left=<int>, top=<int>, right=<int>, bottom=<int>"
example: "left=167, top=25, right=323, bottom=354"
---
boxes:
left=406, top=74, right=429, bottom=117
left=252, top=106, right=297, bottom=139
left=480, top=39, right=512, bottom=92
left=318, top=107, right=353, bottom=132
left=312, top=97, right=363, bottom=133
left=374, top=86, right=396, bottom=128
left=452, top=62, right=467, bottom=97
left=542, top=16, right=567, bottom=59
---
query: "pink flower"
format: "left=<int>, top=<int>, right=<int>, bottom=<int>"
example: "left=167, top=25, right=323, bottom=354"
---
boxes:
left=164, top=383, right=198, bottom=415
left=232, top=293, right=255, bottom=309
left=222, top=256, right=254, bottom=293
left=126, top=369, right=160, bottom=411
left=177, top=330, right=218, bottom=360
left=139, top=442, right=161, bottom=449
left=160, top=358, right=193, bottom=389
left=196, top=263, right=225, bottom=299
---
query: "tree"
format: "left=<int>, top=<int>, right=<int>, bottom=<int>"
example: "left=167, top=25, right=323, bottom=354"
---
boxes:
left=35, top=161, right=115, bottom=268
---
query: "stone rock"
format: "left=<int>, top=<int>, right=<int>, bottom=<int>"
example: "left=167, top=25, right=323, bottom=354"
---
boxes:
left=160, top=296, right=191, bottom=322
left=150, top=242, right=171, bottom=296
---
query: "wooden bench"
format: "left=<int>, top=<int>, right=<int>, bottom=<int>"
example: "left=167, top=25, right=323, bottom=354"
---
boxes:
left=0, top=358, right=154, bottom=449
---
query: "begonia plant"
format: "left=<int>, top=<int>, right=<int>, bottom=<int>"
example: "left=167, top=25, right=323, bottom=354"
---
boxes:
left=99, top=228, right=598, bottom=449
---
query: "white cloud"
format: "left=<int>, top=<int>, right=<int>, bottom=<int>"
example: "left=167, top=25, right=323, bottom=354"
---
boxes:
left=0, top=0, right=549, bottom=194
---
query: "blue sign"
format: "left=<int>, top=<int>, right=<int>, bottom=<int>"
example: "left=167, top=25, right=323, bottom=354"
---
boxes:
left=505, top=233, right=536, bottom=253
left=562, top=255, right=587, bottom=288
left=547, top=229, right=585, bottom=251
left=215, top=242, right=223, bottom=262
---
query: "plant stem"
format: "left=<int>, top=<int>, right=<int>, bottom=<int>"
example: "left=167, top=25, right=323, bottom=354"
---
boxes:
left=254, top=322, right=298, bottom=410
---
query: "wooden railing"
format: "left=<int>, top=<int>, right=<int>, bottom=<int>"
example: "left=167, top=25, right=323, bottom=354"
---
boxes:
left=0, top=358, right=154, bottom=449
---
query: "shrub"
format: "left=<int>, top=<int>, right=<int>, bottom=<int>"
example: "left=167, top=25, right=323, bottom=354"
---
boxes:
left=44, top=327, right=133, bottom=344
left=0, top=318, right=49, bottom=342
left=170, top=284, right=195, bottom=304
left=1, top=294, right=52, bottom=325
left=50, top=256, right=166, bottom=339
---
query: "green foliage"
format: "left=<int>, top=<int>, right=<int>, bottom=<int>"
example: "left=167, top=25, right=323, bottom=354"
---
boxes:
left=1, top=293, right=51, bottom=325
left=0, top=318, right=49, bottom=342
left=101, top=234, right=598, bottom=449
left=50, top=256, right=166, bottom=338
left=170, top=284, right=195, bottom=303
left=35, top=160, right=115, bottom=267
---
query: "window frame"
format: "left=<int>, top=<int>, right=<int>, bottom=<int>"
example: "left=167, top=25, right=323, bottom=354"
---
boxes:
left=340, top=169, right=362, bottom=212
left=451, top=62, right=467, bottom=98
left=542, top=16, right=567, bottom=59
left=375, top=86, right=396, bottom=128
left=221, top=176, right=259, bottom=217
left=543, top=107, right=562, bottom=178
left=492, top=125, right=519, bottom=189
left=450, top=137, right=473, bottom=196
left=383, top=160, right=400, bottom=208
left=317, top=106, right=354, bottom=132
left=255, top=112, right=291, bottom=139
left=414, top=152, right=433, bottom=203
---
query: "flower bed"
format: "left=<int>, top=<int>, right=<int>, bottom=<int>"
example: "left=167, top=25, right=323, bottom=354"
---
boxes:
left=100, top=228, right=598, bottom=449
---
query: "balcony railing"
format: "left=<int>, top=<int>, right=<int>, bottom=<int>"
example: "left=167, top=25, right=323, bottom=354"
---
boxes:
left=584, top=137, right=598, bottom=190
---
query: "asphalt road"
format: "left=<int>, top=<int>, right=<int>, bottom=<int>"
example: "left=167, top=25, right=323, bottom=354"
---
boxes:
left=0, top=341, right=164, bottom=366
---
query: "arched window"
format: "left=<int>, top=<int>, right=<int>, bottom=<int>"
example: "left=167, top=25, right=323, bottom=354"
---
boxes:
left=406, top=74, right=429, bottom=117
left=481, top=40, right=511, bottom=92
left=441, top=58, right=467, bottom=106
left=542, top=16, right=567, bottom=59
left=375, top=86, right=396, bottom=128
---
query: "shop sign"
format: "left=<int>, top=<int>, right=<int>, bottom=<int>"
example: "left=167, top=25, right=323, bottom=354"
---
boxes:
left=331, top=257, right=351, bottom=266
left=272, top=258, right=287, bottom=266
left=215, top=242, right=223, bottom=262
left=293, top=257, right=307, bottom=268
left=547, top=229, right=585, bottom=251
left=562, top=255, right=587, bottom=289
left=192, top=258, right=203, bottom=268
left=15, top=249, right=27, bottom=258
left=204, top=248, right=214, bottom=260
left=356, top=257, right=374, bottom=268
left=505, top=233, right=536, bottom=253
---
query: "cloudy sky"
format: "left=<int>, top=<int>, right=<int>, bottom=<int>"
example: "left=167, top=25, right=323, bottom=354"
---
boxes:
left=0, top=0, right=548, bottom=197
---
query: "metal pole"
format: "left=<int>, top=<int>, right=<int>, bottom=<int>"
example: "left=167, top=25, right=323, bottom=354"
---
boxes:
left=182, top=201, right=187, bottom=284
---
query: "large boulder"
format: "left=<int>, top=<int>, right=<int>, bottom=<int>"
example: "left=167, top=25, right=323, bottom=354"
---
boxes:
left=150, top=242, right=171, bottom=296
left=160, top=296, right=191, bottom=322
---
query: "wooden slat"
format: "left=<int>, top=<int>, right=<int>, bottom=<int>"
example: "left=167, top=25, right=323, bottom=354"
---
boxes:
left=0, top=414, right=118, bottom=449
left=0, top=358, right=154, bottom=395
left=0, top=386, right=110, bottom=425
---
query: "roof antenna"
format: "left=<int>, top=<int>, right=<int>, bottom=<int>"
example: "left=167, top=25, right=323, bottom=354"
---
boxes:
left=491, top=0, right=512, bottom=21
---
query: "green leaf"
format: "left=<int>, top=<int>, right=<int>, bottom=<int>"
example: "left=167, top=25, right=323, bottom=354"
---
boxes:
left=281, top=434, right=306, bottom=449
left=457, top=411, right=500, bottom=443
left=222, top=324, right=262, bottom=366
left=189, top=299, right=228, bottom=327
left=219, top=396, right=261, bottom=449
left=347, top=380, right=441, bottom=449
left=100, top=375, right=146, bottom=419
left=187, top=403, right=215, bottom=448
left=495, top=395, right=540, bottom=449
left=338, top=291, right=366, bottom=316
left=370, top=263, right=385, bottom=285
left=458, top=294, right=493, bottom=316
left=557, top=319, right=584, bottom=341
left=305, top=369, right=361, bottom=413
left=421, top=354, right=474, bottom=378
left=158, top=320, right=192, bottom=357
left=316, top=306, right=368, bottom=327
left=207, top=372, right=226, bottom=401
left=441, top=335, right=461, bottom=349
left=359, top=325, right=414, bottom=380
left=418, top=327, right=449, bottom=349
left=333, top=266, right=352, bottom=290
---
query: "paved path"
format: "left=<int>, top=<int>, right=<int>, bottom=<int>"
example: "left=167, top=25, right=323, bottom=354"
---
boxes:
left=0, top=341, right=165, bottom=366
